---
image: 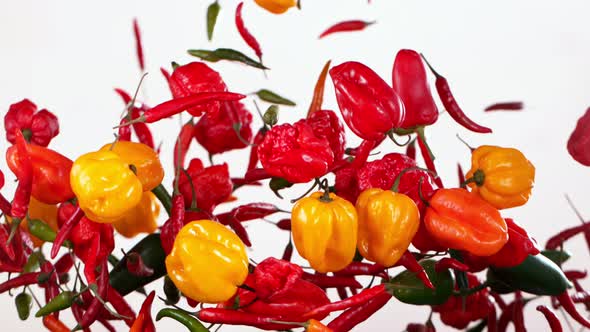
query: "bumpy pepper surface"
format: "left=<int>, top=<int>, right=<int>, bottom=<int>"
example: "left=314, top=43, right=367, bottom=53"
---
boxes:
left=100, top=141, right=164, bottom=192
left=177, top=158, right=233, bottom=213
left=291, top=191, right=358, bottom=273
left=70, top=150, right=143, bottom=223
left=166, top=220, right=249, bottom=303
left=4, top=99, right=59, bottom=147
left=356, top=188, right=420, bottom=267
left=466, top=145, right=535, bottom=209
left=112, top=191, right=160, bottom=238
left=306, top=110, right=346, bottom=161
left=424, top=188, right=508, bottom=256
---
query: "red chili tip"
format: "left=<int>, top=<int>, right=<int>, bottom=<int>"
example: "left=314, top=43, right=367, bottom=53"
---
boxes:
left=484, top=101, right=524, bottom=112
left=557, top=291, right=590, bottom=328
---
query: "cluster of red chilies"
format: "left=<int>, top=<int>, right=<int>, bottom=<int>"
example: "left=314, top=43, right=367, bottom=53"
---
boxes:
left=0, top=6, right=589, bottom=332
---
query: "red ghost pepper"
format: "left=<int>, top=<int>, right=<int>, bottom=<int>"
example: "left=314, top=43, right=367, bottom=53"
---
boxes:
left=306, top=110, right=346, bottom=161
left=177, top=158, right=233, bottom=213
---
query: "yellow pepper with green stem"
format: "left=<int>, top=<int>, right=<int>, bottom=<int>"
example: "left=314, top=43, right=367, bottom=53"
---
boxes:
left=70, top=150, right=143, bottom=223
left=112, top=191, right=160, bottom=238
left=166, top=220, right=249, bottom=303
left=465, top=145, right=535, bottom=210
left=356, top=188, right=420, bottom=267
left=291, top=191, right=358, bottom=273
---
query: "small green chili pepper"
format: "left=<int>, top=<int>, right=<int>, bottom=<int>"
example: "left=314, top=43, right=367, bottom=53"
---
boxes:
left=206, top=0, right=220, bottom=41
left=541, top=249, right=571, bottom=266
left=263, top=105, right=279, bottom=127
left=35, top=291, right=75, bottom=317
left=387, top=259, right=454, bottom=305
left=15, top=293, right=32, bottom=320
left=156, top=308, right=209, bottom=332
left=21, top=251, right=42, bottom=274
left=488, top=254, right=571, bottom=296
left=27, top=219, right=57, bottom=242
left=269, top=177, right=293, bottom=199
left=188, top=48, right=269, bottom=70
left=164, top=275, right=181, bottom=305
left=254, top=89, right=296, bottom=106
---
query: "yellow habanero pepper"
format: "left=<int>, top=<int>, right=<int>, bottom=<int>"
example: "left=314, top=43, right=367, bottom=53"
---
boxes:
left=112, top=191, right=160, bottom=238
left=254, top=0, right=297, bottom=14
left=70, top=150, right=143, bottom=223
left=7, top=197, right=58, bottom=247
left=292, top=191, right=358, bottom=273
left=166, top=220, right=248, bottom=303
left=356, top=188, right=420, bottom=267
left=465, top=145, right=535, bottom=210
left=100, top=141, right=164, bottom=192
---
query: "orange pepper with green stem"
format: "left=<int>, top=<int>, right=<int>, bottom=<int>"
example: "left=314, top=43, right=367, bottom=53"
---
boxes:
left=112, top=191, right=160, bottom=238
left=465, top=145, right=535, bottom=209
left=291, top=191, right=358, bottom=273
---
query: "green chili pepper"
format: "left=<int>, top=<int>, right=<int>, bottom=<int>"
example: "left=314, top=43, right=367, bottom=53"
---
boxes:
left=27, top=219, right=57, bottom=242
left=206, top=0, right=220, bottom=41
left=164, top=275, right=181, bottom=305
left=110, top=233, right=167, bottom=296
left=387, top=259, right=454, bottom=305
left=254, top=89, right=296, bottom=106
left=35, top=291, right=75, bottom=317
left=21, top=251, right=42, bottom=274
left=488, top=254, right=571, bottom=296
left=108, top=254, right=120, bottom=267
left=187, top=48, right=269, bottom=70
left=263, top=105, right=279, bottom=127
left=156, top=308, right=209, bottom=332
left=15, top=293, right=32, bottom=320
left=541, top=249, right=571, bottom=266
left=269, top=177, right=293, bottom=199
left=152, top=184, right=172, bottom=216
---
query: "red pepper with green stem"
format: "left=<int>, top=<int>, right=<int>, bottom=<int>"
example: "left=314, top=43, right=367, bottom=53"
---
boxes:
left=416, top=131, right=443, bottom=188
left=51, top=205, right=84, bottom=258
left=319, top=20, right=375, bottom=39
left=130, top=108, right=155, bottom=149
left=545, top=223, right=590, bottom=249
left=106, top=286, right=136, bottom=327
left=0, top=272, right=41, bottom=294
left=555, top=291, right=590, bottom=328
left=235, top=2, right=263, bottom=63
left=248, top=127, right=267, bottom=170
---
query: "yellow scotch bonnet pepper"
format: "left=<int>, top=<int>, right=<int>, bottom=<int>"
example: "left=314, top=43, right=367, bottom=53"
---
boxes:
left=254, top=0, right=297, bottom=14
left=465, top=145, right=535, bottom=210
left=166, top=220, right=248, bottom=303
left=291, top=191, right=358, bottom=273
left=100, top=141, right=164, bottom=192
left=112, top=191, right=160, bottom=238
left=356, top=188, right=420, bottom=267
left=70, top=150, right=143, bottom=223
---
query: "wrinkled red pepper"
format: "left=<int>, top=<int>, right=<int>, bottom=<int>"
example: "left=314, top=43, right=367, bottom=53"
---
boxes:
left=306, top=109, right=346, bottom=161
left=69, top=216, right=115, bottom=283
left=177, top=158, right=233, bottom=213
left=4, top=99, right=59, bottom=147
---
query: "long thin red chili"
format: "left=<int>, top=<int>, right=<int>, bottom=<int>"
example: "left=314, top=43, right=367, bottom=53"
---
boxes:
left=302, top=284, right=386, bottom=319
left=77, top=261, right=109, bottom=329
left=487, top=298, right=498, bottom=332
left=319, top=20, right=376, bottom=39
left=54, top=253, right=74, bottom=275
left=51, top=206, right=84, bottom=259
left=406, top=139, right=416, bottom=161
left=244, top=168, right=272, bottom=182
left=227, top=214, right=252, bottom=247
left=40, top=261, right=60, bottom=318
left=351, top=140, right=375, bottom=169
left=276, top=219, right=291, bottom=231
left=71, top=304, right=91, bottom=332
left=281, top=241, right=293, bottom=261
left=491, top=292, right=507, bottom=310
left=536, top=305, right=563, bottom=332
left=484, top=102, right=524, bottom=112
left=513, top=292, right=525, bottom=332
left=226, top=203, right=281, bottom=222
left=107, top=286, right=136, bottom=327
left=131, top=108, right=155, bottom=148
left=327, top=291, right=392, bottom=332
left=457, top=163, right=465, bottom=187
left=307, top=60, right=332, bottom=117
left=235, top=2, right=262, bottom=60
left=417, top=133, right=443, bottom=188
left=160, top=67, right=171, bottom=85
left=132, top=18, right=145, bottom=71
left=335, top=262, right=387, bottom=278
left=571, top=291, right=590, bottom=303
left=11, top=131, right=33, bottom=220
left=434, top=257, right=469, bottom=273
left=395, top=251, right=434, bottom=289
left=0, top=272, right=40, bottom=294
left=498, top=302, right=516, bottom=332
left=337, top=287, right=349, bottom=300
left=545, top=223, right=590, bottom=249
left=198, top=308, right=290, bottom=330
left=564, top=270, right=587, bottom=280
left=118, top=117, right=132, bottom=141
left=302, top=272, right=363, bottom=289
left=421, top=54, right=492, bottom=134
left=173, top=119, right=194, bottom=170
left=556, top=291, right=590, bottom=328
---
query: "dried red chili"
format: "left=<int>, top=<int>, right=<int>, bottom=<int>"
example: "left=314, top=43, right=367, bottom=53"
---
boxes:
left=484, top=101, right=524, bottom=112
left=319, top=20, right=375, bottom=39
left=326, top=290, right=392, bottom=332
left=132, top=18, right=145, bottom=71
left=536, top=305, right=563, bottom=332
left=4, top=99, right=59, bottom=147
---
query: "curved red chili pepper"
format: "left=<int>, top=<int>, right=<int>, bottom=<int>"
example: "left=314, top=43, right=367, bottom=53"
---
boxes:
left=132, top=18, right=145, bottom=71
left=0, top=272, right=40, bottom=294
left=484, top=102, right=523, bottom=112
left=319, top=20, right=375, bottom=39
left=406, top=139, right=416, bottom=160
left=513, top=292, right=525, bottom=332
left=10, top=131, right=33, bottom=220
left=117, top=117, right=132, bottom=141
left=545, top=223, right=590, bottom=249
left=173, top=119, right=194, bottom=170
left=350, top=140, right=375, bottom=169
left=421, top=55, right=492, bottom=134
left=107, top=286, right=136, bottom=327
left=572, top=291, right=590, bottom=303
left=235, top=2, right=262, bottom=60
left=564, top=270, right=587, bottom=280
left=303, top=284, right=387, bottom=319
left=416, top=132, right=443, bottom=188
left=536, top=305, right=563, bottom=332
left=307, top=60, right=332, bottom=117
left=50, top=206, right=84, bottom=259
left=556, top=291, right=590, bottom=328
left=198, top=308, right=291, bottom=330
left=327, top=291, right=392, bottom=332
left=281, top=241, right=293, bottom=262
left=54, top=253, right=74, bottom=274
left=77, top=260, right=109, bottom=329
left=160, top=194, right=185, bottom=255
left=487, top=298, right=498, bottom=332
left=395, top=251, right=434, bottom=289
left=131, top=108, right=155, bottom=149
left=335, top=262, right=387, bottom=278
left=457, top=163, right=465, bottom=186
left=160, top=67, right=171, bottom=85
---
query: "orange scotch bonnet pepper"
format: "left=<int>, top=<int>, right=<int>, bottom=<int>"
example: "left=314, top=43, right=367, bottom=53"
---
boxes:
left=112, top=191, right=160, bottom=238
left=166, top=220, right=249, bottom=303
left=424, top=188, right=508, bottom=256
left=292, top=191, right=358, bottom=273
left=465, top=145, right=535, bottom=210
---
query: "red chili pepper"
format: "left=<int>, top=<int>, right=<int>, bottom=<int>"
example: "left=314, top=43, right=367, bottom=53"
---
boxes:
left=282, top=240, right=293, bottom=261
left=545, top=223, right=590, bottom=249
left=235, top=2, right=263, bottom=61
left=172, top=119, right=194, bottom=170
left=177, top=159, right=233, bottom=213
left=77, top=260, right=109, bottom=329
left=126, top=251, right=154, bottom=277
left=421, top=55, right=492, bottom=134
left=71, top=304, right=90, bottom=332
left=319, top=20, right=375, bottom=39
left=106, top=286, right=136, bottom=327
left=224, top=203, right=281, bottom=222
left=302, top=272, right=362, bottom=289
left=484, top=102, right=524, bottom=112
left=556, top=291, right=590, bottom=328
left=50, top=206, right=84, bottom=259
left=0, top=272, right=40, bottom=294
left=69, top=216, right=114, bottom=283
left=307, top=60, right=332, bottom=117
left=335, top=262, right=387, bottom=278
left=568, top=107, right=590, bottom=166
left=132, top=18, right=145, bottom=71
left=406, top=139, right=416, bottom=160
left=120, top=92, right=244, bottom=126
left=54, top=253, right=74, bottom=274
left=513, top=292, right=525, bottom=332
left=117, top=117, right=132, bottom=141
left=435, top=258, right=469, bottom=273
left=276, top=219, right=292, bottom=231
left=457, top=163, right=465, bottom=187
left=131, top=108, right=155, bottom=149
left=395, top=251, right=434, bottom=289
left=416, top=132, right=443, bottom=188
left=4, top=99, right=60, bottom=147
left=129, top=291, right=155, bottom=332
left=337, top=287, right=348, bottom=300
left=160, top=193, right=185, bottom=254
left=248, top=127, right=267, bottom=170
left=10, top=131, right=33, bottom=220
left=330, top=61, right=405, bottom=141
left=406, top=323, right=435, bottom=332
left=487, top=299, right=498, bottom=332
left=490, top=292, right=507, bottom=310
left=326, top=291, right=392, bottom=332
left=536, top=305, right=563, bottom=332
left=564, top=270, right=587, bottom=280
left=226, top=214, right=252, bottom=247
left=43, top=315, right=70, bottom=332
left=40, top=261, right=60, bottom=318
left=392, top=49, right=439, bottom=128
left=303, top=284, right=386, bottom=319
left=350, top=140, right=375, bottom=170
left=198, top=308, right=289, bottom=330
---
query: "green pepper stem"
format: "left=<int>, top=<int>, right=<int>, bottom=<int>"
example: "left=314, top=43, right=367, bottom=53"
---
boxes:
left=461, top=169, right=485, bottom=188
left=391, top=167, right=438, bottom=193
left=152, top=184, right=172, bottom=216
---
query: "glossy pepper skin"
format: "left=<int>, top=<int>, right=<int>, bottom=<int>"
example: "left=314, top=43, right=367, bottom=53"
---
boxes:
left=306, top=110, right=346, bottom=161
left=466, top=145, right=535, bottom=209
left=166, top=220, right=248, bottom=303
left=194, top=100, right=253, bottom=155
left=70, top=150, right=143, bottom=223
left=258, top=121, right=334, bottom=183
left=254, top=0, right=296, bottom=14
left=567, top=107, right=590, bottom=166
left=168, top=62, right=228, bottom=117
left=425, top=188, right=508, bottom=256
left=6, top=143, right=74, bottom=205
left=392, top=49, right=438, bottom=128
left=4, top=99, right=59, bottom=147
left=434, top=273, right=490, bottom=329
left=356, top=188, right=420, bottom=267
left=100, top=141, right=164, bottom=192
left=13, top=197, right=58, bottom=247
left=292, top=192, right=358, bottom=273
left=330, top=61, right=405, bottom=141
left=112, top=191, right=160, bottom=238
left=178, top=158, right=233, bottom=213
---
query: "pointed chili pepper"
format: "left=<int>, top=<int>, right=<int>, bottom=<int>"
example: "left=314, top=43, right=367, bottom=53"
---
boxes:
left=160, top=193, right=185, bottom=254
left=395, top=251, right=434, bottom=289
left=319, top=20, right=375, bottom=39
left=564, top=270, right=587, bottom=280
left=282, top=240, right=294, bottom=261
left=303, top=284, right=386, bottom=319
left=536, top=305, right=563, bottom=332
left=10, top=131, right=33, bottom=221
left=458, top=163, right=465, bottom=186
left=173, top=119, right=194, bottom=170
left=157, top=308, right=209, bottom=331
left=43, top=315, right=70, bottom=332
left=484, top=101, right=523, bottom=112
left=334, top=262, right=387, bottom=278
left=308, top=60, right=332, bottom=117
left=130, top=291, right=156, bottom=332
left=235, top=2, right=263, bottom=62
left=76, top=260, right=109, bottom=329
left=54, top=254, right=74, bottom=274
left=40, top=261, right=60, bottom=318
left=50, top=206, right=83, bottom=259
left=556, top=291, right=590, bottom=328
left=0, top=272, right=41, bottom=294
left=125, top=251, right=154, bottom=277
left=132, top=18, right=145, bottom=71
left=106, top=286, right=136, bottom=327
left=435, top=257, right=469, bottom=273
left=199, top=308, right=294, bottom=330
left=421, top=55, right=492, bottom=133
left=545, top=223, right=590, bottom=249
left=416, top=131, right=443, bottom=188
left=326, top=290, right=392, bottom=332
left=248, top=127, right=267, bottom=170
left=131, top=108, right=155, bottom=149
left=406, top=139, right=416, bottom=160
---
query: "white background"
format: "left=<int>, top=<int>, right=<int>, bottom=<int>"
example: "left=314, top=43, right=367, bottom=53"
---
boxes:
left=1, top=0, right=590, bottom=331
